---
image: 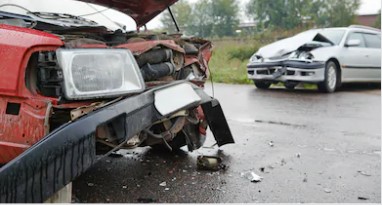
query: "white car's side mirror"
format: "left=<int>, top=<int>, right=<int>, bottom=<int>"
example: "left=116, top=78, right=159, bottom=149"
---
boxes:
left=346, top=39, right=361, bottom=47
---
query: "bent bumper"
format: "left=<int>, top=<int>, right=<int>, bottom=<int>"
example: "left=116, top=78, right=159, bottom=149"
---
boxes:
left=0, top=81, right=234, bottom=203
left=247, top=60, right=325, bottom=83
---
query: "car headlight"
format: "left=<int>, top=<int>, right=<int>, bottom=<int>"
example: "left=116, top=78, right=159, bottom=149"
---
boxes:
left=249, top=54, right=261, bottom=62
left=57, top=48, right=145, bottom=100
left=299, top=52, right=315, bottom=60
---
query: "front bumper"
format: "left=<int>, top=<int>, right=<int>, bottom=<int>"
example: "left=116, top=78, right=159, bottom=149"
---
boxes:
left=0, top=81, right=234, bottom=203
left=247, top=60, right=325, bottom=83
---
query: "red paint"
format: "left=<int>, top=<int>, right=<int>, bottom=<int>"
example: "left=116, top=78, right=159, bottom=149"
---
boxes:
left=77, top=0, right=178, bottom=27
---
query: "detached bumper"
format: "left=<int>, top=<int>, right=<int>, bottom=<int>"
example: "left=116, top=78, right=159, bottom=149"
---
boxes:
left=247, top=60, right=325, bottom=83
left=0, top=81, right=234, bottom=203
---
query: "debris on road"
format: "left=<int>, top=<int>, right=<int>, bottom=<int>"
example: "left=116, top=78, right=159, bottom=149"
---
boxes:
left=357, top=170, right=372, bottom=176
left=324, top=188, right=332, bottom=193
left=87, top=183, right=95, bottom=187
left=241, top=171, right=263, bottom=183
left=159, top=182, right=167, bottom=187
left=296, top=153, right=301, bottom=158
left=122, top=185, right=127, bottom=189
left=268, top=141, right=274, bottom=147
left=358, top=196, right=369, bottom=200
left=164, top=188, right=170, bottom=191
left=259, top=167, right=265, bottom=173
left=197, top=155, right=226, bottom=171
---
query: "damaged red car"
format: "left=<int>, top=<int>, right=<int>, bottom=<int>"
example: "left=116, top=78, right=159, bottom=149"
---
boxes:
left=0, top=0, right=234, bottom=202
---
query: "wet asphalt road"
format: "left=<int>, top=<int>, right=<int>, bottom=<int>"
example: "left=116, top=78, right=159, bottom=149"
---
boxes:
left=73, top=83, right=381, bottom=203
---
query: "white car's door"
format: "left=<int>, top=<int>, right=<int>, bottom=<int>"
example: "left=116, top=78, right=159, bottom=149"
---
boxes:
left=362, top=32, right=381, bottom=81
left=340, top=32, right=378, bottom=82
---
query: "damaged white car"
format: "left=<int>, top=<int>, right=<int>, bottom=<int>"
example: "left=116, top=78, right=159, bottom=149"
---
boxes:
left=247, top=25, right=381, bottom=92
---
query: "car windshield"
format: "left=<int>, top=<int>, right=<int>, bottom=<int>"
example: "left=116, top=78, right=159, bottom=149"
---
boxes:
left=0, top=0, right=137, bottom=31
left=319, top=29, right=346, bottom=45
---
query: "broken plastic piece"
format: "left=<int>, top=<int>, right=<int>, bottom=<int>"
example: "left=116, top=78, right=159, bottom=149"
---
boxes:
left=268, top=141, right=274, bottom=147
left=241, top=171, right=263, bottom=183
left=197, top=155, right=224, bottom=171
left=159, top=182, right=167, bottom=187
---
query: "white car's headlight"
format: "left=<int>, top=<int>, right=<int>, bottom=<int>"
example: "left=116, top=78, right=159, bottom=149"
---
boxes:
left=57, top=48, right=145, bottom=100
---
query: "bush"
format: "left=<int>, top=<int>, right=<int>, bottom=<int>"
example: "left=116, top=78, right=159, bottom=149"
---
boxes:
left=228, top=45, right=260, bottom=61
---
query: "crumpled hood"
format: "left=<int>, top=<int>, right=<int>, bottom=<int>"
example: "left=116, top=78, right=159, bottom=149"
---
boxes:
left=77, top=0, right=178, bottom=27
left=256, top=29, right=334, bottom=59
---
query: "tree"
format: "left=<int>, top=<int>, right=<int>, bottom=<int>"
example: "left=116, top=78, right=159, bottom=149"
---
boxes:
left=210, top=0, right=240, bottom=37
left=246, top=0, right=360, bottom=29
left=160, top=0, right=192, bottom=34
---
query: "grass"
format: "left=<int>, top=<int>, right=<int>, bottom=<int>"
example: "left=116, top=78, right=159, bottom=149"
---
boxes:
left=208, top=39, right=261, bottom=84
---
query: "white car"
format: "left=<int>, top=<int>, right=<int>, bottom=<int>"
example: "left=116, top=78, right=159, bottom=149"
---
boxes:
left=247, top=25, right=381, bottom=92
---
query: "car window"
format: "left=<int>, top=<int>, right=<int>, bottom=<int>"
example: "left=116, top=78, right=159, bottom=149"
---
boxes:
left=362, top=33, right=381, bottom=49
left=346, top=32, right=366, bottom=47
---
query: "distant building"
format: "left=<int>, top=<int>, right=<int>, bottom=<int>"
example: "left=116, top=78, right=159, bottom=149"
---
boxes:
left=355, top=14, right=379, bottom=28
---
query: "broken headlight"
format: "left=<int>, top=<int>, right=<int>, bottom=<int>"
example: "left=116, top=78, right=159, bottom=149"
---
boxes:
left=57, top=49, right=145, bottom=100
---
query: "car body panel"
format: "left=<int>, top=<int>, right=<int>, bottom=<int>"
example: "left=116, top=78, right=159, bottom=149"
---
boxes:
left=75, top=0, right=178, bottom=27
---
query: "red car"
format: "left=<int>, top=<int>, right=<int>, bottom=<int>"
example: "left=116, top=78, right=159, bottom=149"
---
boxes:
left=0, top=0, right=233, bottom=202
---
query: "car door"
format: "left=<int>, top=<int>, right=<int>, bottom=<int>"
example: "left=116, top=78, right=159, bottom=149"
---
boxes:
left=362, top=32, right=381, bottom=81
left=340, top=32, right=372, bottom=82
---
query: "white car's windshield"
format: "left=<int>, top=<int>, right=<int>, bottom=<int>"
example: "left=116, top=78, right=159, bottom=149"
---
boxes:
left=0, top=0, right=136, bottom=31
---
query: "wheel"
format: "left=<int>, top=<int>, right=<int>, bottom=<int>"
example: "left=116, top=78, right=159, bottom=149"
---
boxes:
left=284, top=82, right=298, bottom=90
left=254, top=80, right=271, bottom=89
left=317, top=61, right=339, bottom=93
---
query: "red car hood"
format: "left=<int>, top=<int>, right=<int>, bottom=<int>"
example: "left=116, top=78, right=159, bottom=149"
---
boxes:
left=78, top=0, right=178, bottom=27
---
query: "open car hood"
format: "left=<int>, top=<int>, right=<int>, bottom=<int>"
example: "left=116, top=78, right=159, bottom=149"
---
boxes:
left=77, top=0, right=178, bottom=27
left=256, top=29, right=334, bottom=59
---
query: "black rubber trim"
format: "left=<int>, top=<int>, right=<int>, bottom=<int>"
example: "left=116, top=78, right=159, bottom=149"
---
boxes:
left=247, top=60, right=325, bottom=69
left=342, top=65, right=381, bottom=69
left=0, top=81, right=234, bottom=203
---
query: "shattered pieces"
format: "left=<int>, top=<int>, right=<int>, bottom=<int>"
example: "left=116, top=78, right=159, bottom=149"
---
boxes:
left=122, top=185, right=127, bottom=189
left=87, top=182, right=95, bottom=187
left=358, top=196, right=369, bottom=200
left=323, top=188, right=332, bottom=193
left=296, top=153, right=301, bottom=158
left=268, top=141, right=274, bottom=147
left=159, top=182, right=167, bottom=187
left=164, top=188, right=170, bottom=191
left=241, top=171, right=263, bottom=183
left=357, top=171, right=372, bottom=176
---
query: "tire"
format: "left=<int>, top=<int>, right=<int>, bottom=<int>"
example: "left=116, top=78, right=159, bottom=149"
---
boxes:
left=318, top=61, right=339, bottom=93
left=254, top=80, right=271, bottom=89
left=284, top=82, right=297, bottom=90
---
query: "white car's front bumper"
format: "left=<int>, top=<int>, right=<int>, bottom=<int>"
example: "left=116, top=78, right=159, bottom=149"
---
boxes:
left=247, top=60, right=326, bottom=83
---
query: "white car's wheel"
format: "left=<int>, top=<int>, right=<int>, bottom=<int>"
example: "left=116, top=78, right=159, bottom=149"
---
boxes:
left=318, top=61, right=339, bottom=93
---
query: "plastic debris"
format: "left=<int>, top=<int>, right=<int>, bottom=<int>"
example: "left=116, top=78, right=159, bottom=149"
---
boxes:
left=358, top=196, right=369, bottom=200
left=241, top=171, right=263, bottom=183
left=87, top=183, right=95, bottom=187
left=122, top=185, right=127, bottom=189
left=296, top=153, right=301, bottom=158
left=268, top=141, right=274, bottom=147
left=357, top=171, right=371, bottom=176
left=159, top=182, right=167, bottom=187
left=164, top=188, right=170, bottom=191
left=197, top=155, right=225, bottom=171
left=324, top=188, right=332, bottom=193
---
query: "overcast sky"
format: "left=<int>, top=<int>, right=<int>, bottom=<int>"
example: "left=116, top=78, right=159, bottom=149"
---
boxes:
left=146, top=0, right=382, bottom=29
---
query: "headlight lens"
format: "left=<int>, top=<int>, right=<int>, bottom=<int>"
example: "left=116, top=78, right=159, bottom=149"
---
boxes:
left=57, top=49, right=145, bottom=100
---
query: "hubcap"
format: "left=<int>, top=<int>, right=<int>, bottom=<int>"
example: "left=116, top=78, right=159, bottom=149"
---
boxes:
left=327, top=66, right=337, bottom=90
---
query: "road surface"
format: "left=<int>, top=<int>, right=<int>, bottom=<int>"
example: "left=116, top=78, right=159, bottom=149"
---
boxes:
left=73, top=83, right=381, bottom=203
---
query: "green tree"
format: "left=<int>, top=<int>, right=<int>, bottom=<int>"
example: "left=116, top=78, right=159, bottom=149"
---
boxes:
left=160, top=0, right=192, bottom=34
left=188, top=0, right=214, bottom=37
left=374, top=10, right=381, bottom=29
left=246, top=0, right=360, bottom=29
left=210, top=0, right=240, bottom=37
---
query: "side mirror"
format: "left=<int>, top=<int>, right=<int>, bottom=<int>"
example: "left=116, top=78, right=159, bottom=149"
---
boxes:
left=346, top=39, right=361, bottom=47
